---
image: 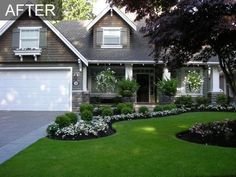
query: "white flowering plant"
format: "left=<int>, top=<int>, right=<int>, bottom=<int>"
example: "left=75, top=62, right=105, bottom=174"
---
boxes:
left=188, top=119, right=236, bottom=146
left=47, top=104, right=236, bottom=141
left=96, top=68, right=118, bottom=93
left=184, top=70, right=203, bottom=93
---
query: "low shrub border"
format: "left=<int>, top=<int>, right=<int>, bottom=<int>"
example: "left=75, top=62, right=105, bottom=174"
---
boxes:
left=47, top=104, right=236, bottom=141
left=177, top=119, right=236, bottom=147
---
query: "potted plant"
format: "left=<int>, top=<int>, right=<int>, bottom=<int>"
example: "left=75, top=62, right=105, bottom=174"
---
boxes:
left=157, top=79, right=177, bottom=104
left=117, top=79, right=139, bottom=102
left=96, top=68, right=118, bottom=94
left=184, top=70, right=203, bottom=93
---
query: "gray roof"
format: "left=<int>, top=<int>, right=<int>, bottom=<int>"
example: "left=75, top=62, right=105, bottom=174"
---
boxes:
left=55, top=21, right=219, bottom=64
left=55, top=21, right=155, bottom=63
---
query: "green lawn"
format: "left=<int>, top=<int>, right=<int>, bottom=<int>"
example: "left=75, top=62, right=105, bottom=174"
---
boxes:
left=1, top=112, right=236, bottom=177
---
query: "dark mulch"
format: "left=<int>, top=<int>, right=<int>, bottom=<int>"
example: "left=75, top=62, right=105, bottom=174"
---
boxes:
left=176, top=130, right=236, bottom=148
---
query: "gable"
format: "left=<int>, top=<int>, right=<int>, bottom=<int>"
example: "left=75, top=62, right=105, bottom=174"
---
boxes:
left=94, top=11, right=130, bottom=28
left=86, top=6, right=136, bottom=31
left=0, top=10, right=88, bottom=65
left=92, top=11, right=131, bottom=48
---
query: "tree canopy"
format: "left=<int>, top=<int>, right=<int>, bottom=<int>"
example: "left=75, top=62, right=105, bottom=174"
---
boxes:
left=108, top=0, right=236, bottom=100
left=38, top=0, right=94, bottom=20
left=63, top=0, right=94, bottom=20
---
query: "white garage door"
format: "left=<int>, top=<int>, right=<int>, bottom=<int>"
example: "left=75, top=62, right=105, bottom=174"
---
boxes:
left=0, top=68, right=72, bottom=111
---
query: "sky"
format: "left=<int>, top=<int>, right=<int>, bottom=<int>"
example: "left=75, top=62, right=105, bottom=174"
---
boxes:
left=0, top=0, right=136, bottom=29
left=0, top=0, right=108, bottom=28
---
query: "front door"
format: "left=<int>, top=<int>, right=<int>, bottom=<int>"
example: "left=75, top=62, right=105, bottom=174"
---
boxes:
left=136, top=74, right=149, bottom=102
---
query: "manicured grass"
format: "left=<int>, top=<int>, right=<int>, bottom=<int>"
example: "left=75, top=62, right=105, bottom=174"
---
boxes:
left=0, top=112, right=236, bottom=177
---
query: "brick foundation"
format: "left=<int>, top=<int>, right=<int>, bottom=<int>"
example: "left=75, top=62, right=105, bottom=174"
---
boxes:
left=72, top=91, right=90, bottom=112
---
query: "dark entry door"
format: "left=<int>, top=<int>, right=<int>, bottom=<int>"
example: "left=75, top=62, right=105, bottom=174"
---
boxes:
left=137, top=74, right=149, bottom=102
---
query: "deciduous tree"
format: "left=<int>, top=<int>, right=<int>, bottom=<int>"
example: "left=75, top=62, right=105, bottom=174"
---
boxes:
left=108, top=0, right=236, bottom=101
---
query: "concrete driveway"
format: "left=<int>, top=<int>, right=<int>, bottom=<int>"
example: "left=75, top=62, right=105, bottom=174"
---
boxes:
left=0, top=111, right=62, bottom=147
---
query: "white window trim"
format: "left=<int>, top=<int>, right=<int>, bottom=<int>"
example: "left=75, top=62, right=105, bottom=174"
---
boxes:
left=101, top=45, right=123, bottom=48
left=101, top=27, right=123, bottom=48
left=19, top=27, right=42, bottom=49
left=18, top=26, right=42, bottom=30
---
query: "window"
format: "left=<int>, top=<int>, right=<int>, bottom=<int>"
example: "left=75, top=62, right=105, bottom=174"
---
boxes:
left=184, top=69, right=203, bottom=95
left=102, top=27, right=122, bottom=48
left=20, top=28, right=40, bottom=49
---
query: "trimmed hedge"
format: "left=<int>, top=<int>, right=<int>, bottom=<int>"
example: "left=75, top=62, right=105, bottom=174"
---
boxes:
left=81, top=110, right=93, bottom=121
left=117, top=103, right=134, bottom=114
left=55, top=115, right=71, bottom=128
left=139, top=106, right=149, bottom=114
left=195, top=96, right=209, bottom=106
left=65, top=112, right=78, bottom=125
left=101, top=106, right=114, bottom=117
left=175, top=95, right=193, bottom=108
left=121, top=106, right=133, bottom=115
left=154, top=104, right=177, bottom=112
left=216, top=93, right=228, bottom=106
left=80, top=103, right=94, bottom=113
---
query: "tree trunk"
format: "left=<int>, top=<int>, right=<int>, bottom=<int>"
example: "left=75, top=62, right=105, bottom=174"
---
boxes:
left=218, top=56, right=236, bottom=103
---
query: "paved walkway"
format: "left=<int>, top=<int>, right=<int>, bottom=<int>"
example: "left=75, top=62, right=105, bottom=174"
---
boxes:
left=0, top=111, right=62, bottom=164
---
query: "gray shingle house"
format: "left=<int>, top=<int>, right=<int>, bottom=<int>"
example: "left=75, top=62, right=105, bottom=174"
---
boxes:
left=0, top=5, right=225, bottom=111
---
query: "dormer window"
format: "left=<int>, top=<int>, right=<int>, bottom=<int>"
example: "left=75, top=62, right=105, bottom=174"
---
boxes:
left=19, top=27, right=40, bottom=49
left=101, top=27, right=122, bottom=48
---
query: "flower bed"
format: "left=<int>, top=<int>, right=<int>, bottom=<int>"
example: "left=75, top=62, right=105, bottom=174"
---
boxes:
left=177, top=119, right=236, bottom=147
left=47, top=105, right=236, bottom=141
left=47, top=118, right=114, bottom=140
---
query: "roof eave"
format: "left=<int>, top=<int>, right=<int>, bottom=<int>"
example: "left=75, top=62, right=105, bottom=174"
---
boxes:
left=0, top=9, right=88, bottom=66
left=86, top=5, right=137, bottom=31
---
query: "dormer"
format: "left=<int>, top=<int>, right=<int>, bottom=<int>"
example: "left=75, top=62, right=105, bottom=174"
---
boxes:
left=86, top=6, right=137, bottom=49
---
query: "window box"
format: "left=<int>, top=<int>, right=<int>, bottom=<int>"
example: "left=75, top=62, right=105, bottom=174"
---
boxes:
left=13, top=48, right=42, bottom=61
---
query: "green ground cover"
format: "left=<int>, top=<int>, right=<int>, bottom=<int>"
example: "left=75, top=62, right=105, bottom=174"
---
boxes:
left=0, top=112, right=236, bottom=177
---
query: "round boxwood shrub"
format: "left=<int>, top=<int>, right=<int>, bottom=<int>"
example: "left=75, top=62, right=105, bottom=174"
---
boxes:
left=65, top=112, right=78, bottom=124
left=216, top=93, right=228, bottom=106
left=101, top=106, right=113, bottom=117
left=139, top=106, right=149, bottom=114
left=117, top=103, right=133, bottom=114
left=162, top=104, right=176, bottom=110
left=80, top=103, right=94, bottom=113
left=55, top=115, right=71, bottom=128
left=175, top=95, right=193, bottom=108
left=154, top=104, right=176, bottom=112
left=81, top=110, right=93, bottom=121
left=195, top=96, right=209, bottom=106
left=121, top=106, right=133, bottom=115
left=154, top=105, right=163, bottom=112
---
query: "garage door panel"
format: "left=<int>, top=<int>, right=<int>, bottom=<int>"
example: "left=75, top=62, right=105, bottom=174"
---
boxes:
left=0, top=69, right=72, bottom=111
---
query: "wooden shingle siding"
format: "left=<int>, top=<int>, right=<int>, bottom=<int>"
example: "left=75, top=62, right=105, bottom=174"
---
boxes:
left=0, top=12, right=77, bottom=63
left=93, top=11, right=130, bottom=48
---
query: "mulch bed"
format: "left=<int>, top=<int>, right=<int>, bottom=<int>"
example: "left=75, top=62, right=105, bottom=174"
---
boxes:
left=176, top=130, right=236, bottom=148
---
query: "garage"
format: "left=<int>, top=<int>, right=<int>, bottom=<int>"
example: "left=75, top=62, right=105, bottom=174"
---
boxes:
left=0, top=68, right=72, bottom=111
